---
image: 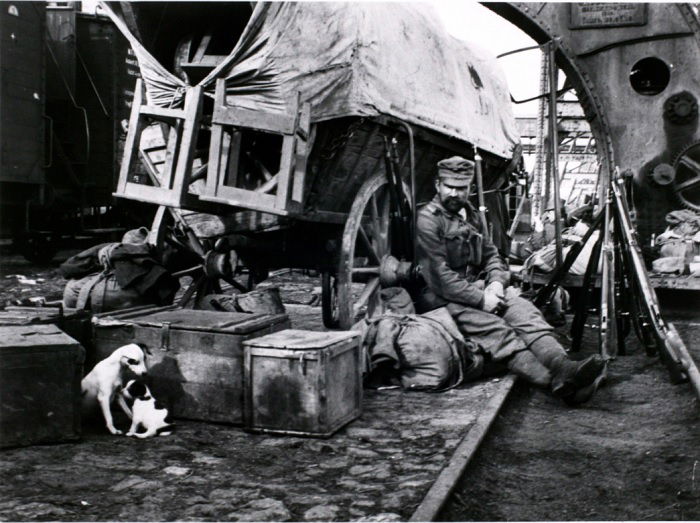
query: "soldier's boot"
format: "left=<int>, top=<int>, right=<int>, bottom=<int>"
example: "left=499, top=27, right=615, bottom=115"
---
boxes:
left=506, top=350, right=552, bottom=388
left=528, top=335, right=605, bottom=400
left=562, top=370, right=607, bottom=407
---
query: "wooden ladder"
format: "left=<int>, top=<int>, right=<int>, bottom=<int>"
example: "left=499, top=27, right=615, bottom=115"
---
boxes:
left=199, top=78, right=311, bottom=216
left=114, top=78, right=214, bottom=211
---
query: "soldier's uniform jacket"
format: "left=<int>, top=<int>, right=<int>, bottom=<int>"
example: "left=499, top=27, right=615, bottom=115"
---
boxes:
left=416, top=195, right=510, bottom=312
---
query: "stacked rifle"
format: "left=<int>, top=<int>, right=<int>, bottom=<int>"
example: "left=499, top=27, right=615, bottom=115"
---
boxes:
left=383, top=136, right=414, bottom=262
left=535, top=169, right=700, bottom=400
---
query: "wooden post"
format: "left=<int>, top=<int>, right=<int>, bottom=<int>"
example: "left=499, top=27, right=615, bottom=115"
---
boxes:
left=292, top=98, right=311, bottom=205
left=274, top=93, right=300, bottom=210
left=161, top=123, right=180, bottom=190
left=172, top=85, right=204, bottom=204
left=206, top=78, right=230, bottom=198
left=548, top=41, right=564, bottom=267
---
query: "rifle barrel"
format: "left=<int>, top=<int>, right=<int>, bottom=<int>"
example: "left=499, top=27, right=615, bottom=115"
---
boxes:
left=473, top=147, right=489, bottom=235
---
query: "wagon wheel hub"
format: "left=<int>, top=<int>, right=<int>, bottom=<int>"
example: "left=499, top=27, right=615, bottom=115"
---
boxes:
left=379, top=254, right=419, bottom=288
left=203, top=250, right=237, bottom=280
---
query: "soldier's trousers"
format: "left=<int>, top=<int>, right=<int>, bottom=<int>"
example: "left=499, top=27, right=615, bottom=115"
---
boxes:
left=446, top=293, right=561, bottom=362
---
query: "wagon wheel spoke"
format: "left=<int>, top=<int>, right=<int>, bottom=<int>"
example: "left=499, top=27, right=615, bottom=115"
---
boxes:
left=353, top=277, right=380, bottom=317
left=178, top=274, right=205, bottom=307
left=358, top=225, right=381, bottom=266
left=171, top=265, right=203, bottom=278
left=356, top=188, right=390, bottom=270
left=369, top=188, right=391, bottom=257
left=351, top=267, right=381, bottom=276
left=321, top=271, right=340, bottom=328
left=370, top=193, right=381, bottom=245
left=357, top=187, right=390, bottom=276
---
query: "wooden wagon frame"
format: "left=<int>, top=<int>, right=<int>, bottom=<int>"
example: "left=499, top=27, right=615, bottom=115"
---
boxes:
left=114, top=76, right=518, bottom=328
left=105, top=2, right=521, bottom=329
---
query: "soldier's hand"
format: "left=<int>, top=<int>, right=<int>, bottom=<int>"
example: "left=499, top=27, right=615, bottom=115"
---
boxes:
left=482, top=291, right=505, bottom=314
left=485, top=281, right=505, bottom=299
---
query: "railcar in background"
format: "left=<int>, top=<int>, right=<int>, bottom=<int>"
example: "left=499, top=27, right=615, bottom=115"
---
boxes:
left=1, top=1, right=141, bottom=261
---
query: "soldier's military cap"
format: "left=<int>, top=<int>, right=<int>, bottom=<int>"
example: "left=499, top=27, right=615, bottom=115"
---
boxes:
left=437, top=156, right=474, bottom=187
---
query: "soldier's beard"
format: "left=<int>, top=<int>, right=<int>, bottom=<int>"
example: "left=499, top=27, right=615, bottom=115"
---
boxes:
left=443, top=197, right=465, bottom=213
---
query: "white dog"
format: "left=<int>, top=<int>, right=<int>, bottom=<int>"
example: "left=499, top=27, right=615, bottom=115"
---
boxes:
left=121, top=379, right=173, bottom=438
left=81, top=343, right=148, bottom=434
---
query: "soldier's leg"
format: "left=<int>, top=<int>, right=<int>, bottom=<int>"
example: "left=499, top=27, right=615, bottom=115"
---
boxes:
left=506, top=350, right=551, bottom=388
left=528, top=335, right=604, bottom=399
left=502, top=295, right=604, bottom=399
left=446, top=303, right=526, bottom=361
left=500, top=295, right=555, bottom=347
left=446, top=303, right=551, bottom=388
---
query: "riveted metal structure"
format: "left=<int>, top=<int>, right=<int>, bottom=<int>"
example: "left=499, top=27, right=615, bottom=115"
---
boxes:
left=488, top=2, right=700, bottom=243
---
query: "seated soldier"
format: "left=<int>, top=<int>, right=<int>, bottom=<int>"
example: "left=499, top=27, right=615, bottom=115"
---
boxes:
left=415, top=156, right=605, bottom=405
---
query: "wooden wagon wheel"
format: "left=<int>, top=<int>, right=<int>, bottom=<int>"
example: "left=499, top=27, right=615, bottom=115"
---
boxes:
left=331, top=172, right=412, bottom=329
left=149, top=206, right=250, bottom=308
left=321, top=271, right=340, bottom=327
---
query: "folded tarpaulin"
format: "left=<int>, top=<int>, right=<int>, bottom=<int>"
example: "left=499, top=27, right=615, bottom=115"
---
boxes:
left=101, top=1, right=520, bottom=159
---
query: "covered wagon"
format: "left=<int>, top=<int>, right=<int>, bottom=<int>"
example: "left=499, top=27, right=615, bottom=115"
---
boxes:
left=102, top=1, right=521, bottom=328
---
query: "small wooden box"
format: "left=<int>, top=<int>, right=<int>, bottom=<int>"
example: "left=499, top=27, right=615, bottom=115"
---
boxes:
left=243, top=329, right=362, bottom=437
left=0, top=325, right=85, bottom=448
left=93, top=306, right=290, bottom=424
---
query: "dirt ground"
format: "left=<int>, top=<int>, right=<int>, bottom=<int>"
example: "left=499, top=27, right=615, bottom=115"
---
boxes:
left=2, top=248, right=700, bottom=521
left=441, top=291, right=700, bottom=521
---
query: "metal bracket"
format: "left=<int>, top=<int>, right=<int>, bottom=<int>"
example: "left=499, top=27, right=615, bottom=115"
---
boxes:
left=160, top=321, right=171, bottom=351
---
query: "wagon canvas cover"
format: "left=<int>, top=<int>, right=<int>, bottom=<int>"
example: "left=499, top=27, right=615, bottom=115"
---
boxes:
left=103, top=2, right=519, bottom=158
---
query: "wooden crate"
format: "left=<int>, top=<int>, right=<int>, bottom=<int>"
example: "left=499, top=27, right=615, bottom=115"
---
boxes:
left=0, top=325, right=85, bottom=448
left=243, top=329, right=362, bottom=437
left=0, top=306, right=93, bottom=369
left=93, top=306, right=290, bottom=424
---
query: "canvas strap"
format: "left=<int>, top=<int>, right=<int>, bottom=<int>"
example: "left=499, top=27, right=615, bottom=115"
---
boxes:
left=75, top=272, right=108, bottom=311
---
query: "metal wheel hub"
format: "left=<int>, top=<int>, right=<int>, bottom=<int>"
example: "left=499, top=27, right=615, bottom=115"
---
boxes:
left=649, top=163, right=675, bottom=186
left=203, top=249, right=237, bottom=280
left=379, top=255, right=418, bottom=287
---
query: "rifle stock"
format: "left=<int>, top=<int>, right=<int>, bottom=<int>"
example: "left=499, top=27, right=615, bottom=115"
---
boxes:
left=666, top=324, right=700, bottom=394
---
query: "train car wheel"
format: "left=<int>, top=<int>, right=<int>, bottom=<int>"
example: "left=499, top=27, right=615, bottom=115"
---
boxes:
left=335, top=172, right=411, bottom=329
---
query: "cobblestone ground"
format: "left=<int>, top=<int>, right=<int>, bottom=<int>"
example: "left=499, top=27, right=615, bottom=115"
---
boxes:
left=0, top=373, right=507, bottom=522
left=0, top=265, right=510, bottom=522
